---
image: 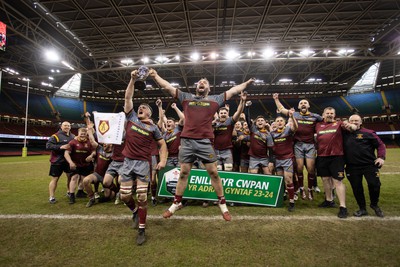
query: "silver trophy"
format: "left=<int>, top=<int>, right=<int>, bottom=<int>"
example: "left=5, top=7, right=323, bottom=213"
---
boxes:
left=134, top=65, right=149, bottom=90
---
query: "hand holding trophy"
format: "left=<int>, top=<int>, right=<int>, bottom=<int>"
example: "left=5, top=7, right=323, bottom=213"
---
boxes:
left=134, top=65, right=149, bottom=90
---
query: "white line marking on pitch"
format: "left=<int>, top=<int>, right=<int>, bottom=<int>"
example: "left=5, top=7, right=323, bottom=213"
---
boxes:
left=0, top=214, right=399, bottom=221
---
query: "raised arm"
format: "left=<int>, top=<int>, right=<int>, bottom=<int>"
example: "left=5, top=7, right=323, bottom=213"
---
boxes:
left=273, top=93, right=289, bottom=116
left=149, top=68, right=177, bottom=97
left=87, top=122, right=99, bottom=149
left=171, top=102, right=185, bottom=122
left=288, top=108, right=298, bottom=132
left=124, top=70, right=138, bottom=113
left=225, top=78, right=255, bottom=100
left=155, top=99, right=166, bottom=132
left=244, top=101, right=252, bottom=128
left=232, top=92, right=247, bottom=122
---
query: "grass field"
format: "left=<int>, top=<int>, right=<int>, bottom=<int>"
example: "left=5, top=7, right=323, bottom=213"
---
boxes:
left=1, top=149, right=400, bottom=266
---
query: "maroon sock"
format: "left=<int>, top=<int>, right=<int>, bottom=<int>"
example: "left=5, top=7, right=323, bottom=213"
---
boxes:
left=218, top=196, right=226, bottom=204
left=125, top=197, right=136, bottom=212
left=307, top=173, right=315, bottom=190
left=151, top=181, right=157, bottom=198
left=109, top=183, right=118, bottom=193
left=138, top=200, right=147, bottom=228
left=173, top=195, right=183, bottom=204
left=287, top=183, right=295, bottom=201
left=297, top=173, right=304, bottom=188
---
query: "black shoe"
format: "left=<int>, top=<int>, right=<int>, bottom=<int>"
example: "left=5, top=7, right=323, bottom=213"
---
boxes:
left=69, top=193, right=75, bottom=204
left=86, top=198, right=95, bottom=208
left=370, top=205, right=384, bottom=218
left=353, top=209, right=368, bottom=217
left=76, top=190, right=87, bottom=198
left=288, top=202, right=295, bottom=212
left=132, top=209, right=139, bottom=229
left=98, top=196, right=111, bottom=203
left=338, top=207, right=348, bottom=219
left=136, top=229, right=146, bottom=245
left=151, top=197, right=157, bottom=207
left=318, top=200, right=336, bottom=208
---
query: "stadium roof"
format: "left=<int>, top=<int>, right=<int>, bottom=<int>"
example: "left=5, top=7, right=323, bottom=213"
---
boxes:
left=1, top=0, right=400, bottom=101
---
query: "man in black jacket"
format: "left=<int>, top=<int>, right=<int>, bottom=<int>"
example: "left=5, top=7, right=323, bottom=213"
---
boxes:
left=343, top=114, right=386, bottom=217
left=46, top=121, right=75, bottom=204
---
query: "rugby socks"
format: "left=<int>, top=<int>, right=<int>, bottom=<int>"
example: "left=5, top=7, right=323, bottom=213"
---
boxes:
left=151, top=181, right=157, bottom=198
left=173, top=195, right=183, bottom=204
left=287, top=183, right=295, bottom=202
left=297, top=173, right=304, bottom=188
left=218, top=196, right=229, bottom=214
left=126, top=198, right=136, bottom=212
left=307, top=173, right=315, bottom=190
left=138, top=200, right=147, bottom=229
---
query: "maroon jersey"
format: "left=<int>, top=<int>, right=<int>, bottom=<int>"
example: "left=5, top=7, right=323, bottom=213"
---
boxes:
left=248, top=124, right=274, bottom=158
left=111, top=143, right=125, bottom=161
left=214, top=117, right=235, bottom=150
left=293, top=112, right=323, bottom=143
left=315, top=120, right=344, bottom=156
left=238, top=130, right=250, bottom=160
left=151, top=138, right=159, bottom=156
left=163, top=125, right=182, bottom=157
left=176, top=90, right=225, bottom=139
left=67, top=138, right=93, bottom=167
left=271, top=125, right=295, bottom=160
left=94, top=145, right=112, bottom=176
left=123, top=110, right=163, bottom=161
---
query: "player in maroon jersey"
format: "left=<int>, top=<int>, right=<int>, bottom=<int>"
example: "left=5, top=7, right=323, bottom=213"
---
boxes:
left=315, top=107, right=355, bottom=218
left=244, top=101, right=275, bottom=175
left=150, top=68, right=255, bottom=221
left=64, top=127, right=96, bottom=204
left=273, top=93, right=323, bottom=200
left=213, top=92, right=247, bottom=172
left=82, top=123, right=113, bottom=207
left=270, top=109, right=298, bottom=211
left=119, top=70, right=167, bottom=245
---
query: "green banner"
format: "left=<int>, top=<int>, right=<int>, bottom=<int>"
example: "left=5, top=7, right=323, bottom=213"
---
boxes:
left=158, top=167, right=284, bottom=207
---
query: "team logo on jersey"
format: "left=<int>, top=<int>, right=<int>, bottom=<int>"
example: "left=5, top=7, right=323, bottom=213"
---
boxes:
left=98, top=120, right=110, bottom=135
left=356, top=134, right=363, bottom=139
left=338, top=172, right=344, bottom=178
left=209, top=154, right=214, bottom=159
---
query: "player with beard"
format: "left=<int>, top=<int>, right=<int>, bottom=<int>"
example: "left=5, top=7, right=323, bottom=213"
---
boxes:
left=270, top=109, right=298, bottom=211
left=273, top=93, right=322, bottom=200
left=150, top=68, right=255, bottom=221
left=119, top=70, right=168, bottom=245
left=315, top=107, right=355, bottom=218
left=64, top=128, right=96, bottom=204
left=213, top=92, right=247, bottom=172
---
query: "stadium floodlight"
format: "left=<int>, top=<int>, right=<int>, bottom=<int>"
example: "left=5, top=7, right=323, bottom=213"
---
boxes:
left=225, top=49, right=240, bottom=60
left=323, top=49, right=331, bottom=54
left=61, top=60, right=75, bottom=70
left=120, top=58, right=133, bottom=65
left=279, top=78, right=292, bottom=82
left=175, top=55, right=180, bottom=61
left=338, top=49, right=355, bottom=55
left=210, top=52, right=219, bottom=59
left=45, top=49, right=60, bottom=62
left=141, top=57, right=149, bottom=64
left=262, top=48, right=275, bottom=58
left=247, top=51, right=256, bottom=57
left=190, top=52, right=200, bottom=61
left=300, top=49, right=315, bottom=57
left=155, top=55, right=169, bottom=63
